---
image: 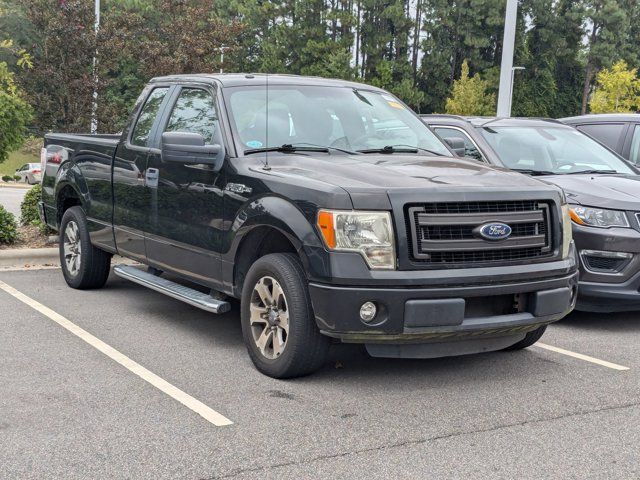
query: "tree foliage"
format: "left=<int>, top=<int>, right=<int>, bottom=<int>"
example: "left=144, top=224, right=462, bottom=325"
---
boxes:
left=589, top=60, right=640, bottom=113
left=0, top=59, right=31, bottom=163
left=445, top=60, right=495, bottom=116
left=1, top=0, right=640, bottom=132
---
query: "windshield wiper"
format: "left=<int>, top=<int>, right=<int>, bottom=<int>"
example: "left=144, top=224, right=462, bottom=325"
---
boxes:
left=564, top=169, right=619, bottom=175
left=357, top=145, right=445, bottom=156
left=293, top=142, right=359, bottom=155
left=244, top=144, right=329, bottom=155
left=244, top=143, right=359, bottom=156
left=511, top=168, right=558, bottom=176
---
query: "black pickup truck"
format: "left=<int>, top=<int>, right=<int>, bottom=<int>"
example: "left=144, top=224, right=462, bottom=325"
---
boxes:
left=40, top=74, right=578, bottom=378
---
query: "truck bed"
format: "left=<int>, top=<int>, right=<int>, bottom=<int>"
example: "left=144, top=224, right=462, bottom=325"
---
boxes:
left=44, top=132, right=121, bottom=148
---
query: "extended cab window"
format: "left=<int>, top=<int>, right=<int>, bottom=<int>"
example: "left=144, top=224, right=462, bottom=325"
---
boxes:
left=164, top=88, right=218, bottom=143
left=131, top=87, right=169, bottom=147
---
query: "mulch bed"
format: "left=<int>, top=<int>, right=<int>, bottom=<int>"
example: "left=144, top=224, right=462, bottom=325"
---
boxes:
left=0, top=225, right=53, bottom=250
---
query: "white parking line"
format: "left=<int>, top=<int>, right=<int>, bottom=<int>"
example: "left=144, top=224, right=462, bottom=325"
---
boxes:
left=0, top=280, right=233, bottom=427
left=535, top=342, right=630, bottom=371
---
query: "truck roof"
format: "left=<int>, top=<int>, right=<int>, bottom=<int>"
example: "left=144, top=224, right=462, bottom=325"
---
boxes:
left=149, top=73, right=387, bottom=91
left=421, top=114, right=567, bottom=128
left=561, top=113, right=640, bottom=123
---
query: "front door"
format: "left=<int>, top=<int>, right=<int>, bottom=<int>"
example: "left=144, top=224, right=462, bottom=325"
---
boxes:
left=145, top=85, right=226, bottom=287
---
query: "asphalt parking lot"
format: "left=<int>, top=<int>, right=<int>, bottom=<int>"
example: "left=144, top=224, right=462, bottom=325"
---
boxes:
left=1, top=266, right=640, bottom=479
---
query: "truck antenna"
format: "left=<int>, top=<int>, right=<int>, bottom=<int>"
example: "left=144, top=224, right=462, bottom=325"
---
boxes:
left=262, top=73, right=271, bottom=171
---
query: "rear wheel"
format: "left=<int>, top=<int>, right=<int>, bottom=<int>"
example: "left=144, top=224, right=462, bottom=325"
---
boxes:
left=59, top=206, right=112, bottom=289
left=241, top=253, right=329, bottom=379
left=504, top=325, right=547, bottom=350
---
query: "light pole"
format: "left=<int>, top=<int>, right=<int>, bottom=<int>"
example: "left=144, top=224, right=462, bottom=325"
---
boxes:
left=217, top=45, right=228, bottom=74
left=497, top=0, right=517, bottom=117
left=90, top=0, right=100, bottom=134
left=507, top=66, right=525, bottom=117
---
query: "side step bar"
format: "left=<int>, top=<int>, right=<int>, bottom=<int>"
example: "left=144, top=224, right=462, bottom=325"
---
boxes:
left=113, top=265, right=231, bottom=314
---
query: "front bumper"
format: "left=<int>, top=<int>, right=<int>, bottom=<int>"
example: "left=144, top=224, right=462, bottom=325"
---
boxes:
left=572, top=223, right=640, bottom=312
left=310, top=271, right=578, bottom=343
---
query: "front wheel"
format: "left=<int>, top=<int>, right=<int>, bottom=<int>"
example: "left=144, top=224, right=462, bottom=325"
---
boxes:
left=59, top=206, right=112, bottom=289
left=503, top=325, right=547, bottom=351
left=241, top=253, right=330, bottom=379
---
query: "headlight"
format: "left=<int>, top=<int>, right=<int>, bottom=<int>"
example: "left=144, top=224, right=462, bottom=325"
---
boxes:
left=569, top=205, right=629, bottom=228
left=561, top=204, right=573, bottom=259
left=317, top=210, right=395, bottom=269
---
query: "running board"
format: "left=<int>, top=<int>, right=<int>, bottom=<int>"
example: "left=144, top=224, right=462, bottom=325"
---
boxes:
left=113, top=265, right=231, bottom=314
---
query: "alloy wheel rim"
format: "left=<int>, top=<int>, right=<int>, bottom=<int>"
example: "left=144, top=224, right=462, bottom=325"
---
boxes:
left=63, top=221, right=82, bottom=277
left=249, top=276, right=289, bottom=359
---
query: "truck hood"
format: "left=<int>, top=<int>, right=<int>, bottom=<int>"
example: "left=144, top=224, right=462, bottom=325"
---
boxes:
left=260, top=153, right=551, bottom=191
left=541, top=174, right=640, bottom=210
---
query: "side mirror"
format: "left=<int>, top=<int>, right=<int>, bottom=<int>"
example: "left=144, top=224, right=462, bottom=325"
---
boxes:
left=442, top=137, right=466, bottom=157
left=161, top=131, right=225, bottom=170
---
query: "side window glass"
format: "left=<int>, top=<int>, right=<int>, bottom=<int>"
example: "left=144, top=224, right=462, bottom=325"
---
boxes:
left=165, top=88, right=218, bottom=144
left=131, top=87, right=169, bottom=147
left=434, top=127, right=484, bottom=161
left=629, top=125, right=640, bottom=165
left=577, top=124, right=624, bottom=151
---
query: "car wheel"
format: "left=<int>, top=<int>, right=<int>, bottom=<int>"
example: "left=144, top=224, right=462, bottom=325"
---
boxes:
left=59, top=206, right=112, bottom=289
left=241, top=253, right=330, bottom=379
left=503, top=325, right=547, bottom=350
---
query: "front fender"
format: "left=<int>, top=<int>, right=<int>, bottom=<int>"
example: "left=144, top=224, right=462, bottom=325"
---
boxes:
left=223, top=195, right=334, bottom=286
left=225, top=195, right=324, bottom=257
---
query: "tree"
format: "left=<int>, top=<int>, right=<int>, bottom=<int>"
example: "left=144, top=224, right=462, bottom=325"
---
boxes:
left=445, top=60, right=495, bottom=115
left=589, top=60, right=640, bottom=113
left=0, top=60, right=31, bottom=163
left=580, top=0, right=630, bottom=114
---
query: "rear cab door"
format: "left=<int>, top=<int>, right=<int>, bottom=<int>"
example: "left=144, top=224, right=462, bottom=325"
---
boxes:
left=112, top=83, right=173, bottom=262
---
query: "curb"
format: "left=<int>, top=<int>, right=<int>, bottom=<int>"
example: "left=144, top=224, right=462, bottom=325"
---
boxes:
left=0, top=183, right=33, bottom=190
left=0, top=247, right=59, bottom=268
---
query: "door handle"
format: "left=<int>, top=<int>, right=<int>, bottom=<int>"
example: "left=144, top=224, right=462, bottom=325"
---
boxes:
left=145, top=168, right=159, bottom=188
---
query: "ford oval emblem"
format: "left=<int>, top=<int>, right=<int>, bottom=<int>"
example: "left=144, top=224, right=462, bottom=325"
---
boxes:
left=477, top=222, right=512, bottom=241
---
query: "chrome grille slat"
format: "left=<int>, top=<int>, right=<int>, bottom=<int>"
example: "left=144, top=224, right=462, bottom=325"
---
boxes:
left=407, top=201, right=554, bottom=265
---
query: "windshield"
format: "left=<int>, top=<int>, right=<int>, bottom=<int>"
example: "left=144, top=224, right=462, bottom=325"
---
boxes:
left=480, top=126, right=634, bottom=175
left=225, top=85, right=451, bottom=156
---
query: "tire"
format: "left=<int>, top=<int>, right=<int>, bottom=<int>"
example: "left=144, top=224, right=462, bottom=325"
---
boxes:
left=59, top=206, right=112, bottom=289
left=241, top=253, right=330, bottom=379
left=503, top=325, right=547, bottom=351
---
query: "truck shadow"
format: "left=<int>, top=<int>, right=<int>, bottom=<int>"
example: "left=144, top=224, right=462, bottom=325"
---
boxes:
left=555, top=310, right=640, bottom=333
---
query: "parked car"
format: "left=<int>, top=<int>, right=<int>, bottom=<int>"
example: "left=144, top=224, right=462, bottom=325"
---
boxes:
left=39, top=75, right=577, bottom=378
left=15, top=163, right=42, bottom=184
left=561, top=114, right=640, bottom=166
left=422, top=115, right=640, bottom=312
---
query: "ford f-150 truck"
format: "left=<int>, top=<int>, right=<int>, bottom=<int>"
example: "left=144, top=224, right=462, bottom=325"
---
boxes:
left=40, top=74, right=578, bottom=378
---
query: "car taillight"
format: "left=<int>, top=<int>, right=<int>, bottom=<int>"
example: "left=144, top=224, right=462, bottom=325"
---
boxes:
left=32, top=169, right=41, bottom=174
left=49, top=153, right=62, bottom=164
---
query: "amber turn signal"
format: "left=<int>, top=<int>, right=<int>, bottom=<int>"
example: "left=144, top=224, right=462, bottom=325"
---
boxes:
left=317, top=210, right=336, bottom=249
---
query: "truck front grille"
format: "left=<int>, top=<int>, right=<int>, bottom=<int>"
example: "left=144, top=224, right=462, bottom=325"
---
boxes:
left=407, top=200, right=553, bottom=266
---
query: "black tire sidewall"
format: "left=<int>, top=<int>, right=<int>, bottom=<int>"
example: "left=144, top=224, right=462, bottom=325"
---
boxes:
left=240, top=253, right=326, bottom=378
left=59, top=206, right=97, bottom=289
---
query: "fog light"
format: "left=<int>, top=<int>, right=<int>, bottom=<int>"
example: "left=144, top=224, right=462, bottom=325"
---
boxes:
left=359, top=302, right=377, bottom=322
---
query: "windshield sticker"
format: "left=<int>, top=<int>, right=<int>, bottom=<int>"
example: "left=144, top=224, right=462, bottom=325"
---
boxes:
left=246, top=140, right=263, bottom=148
left=387, top=101, right=405, bottom=109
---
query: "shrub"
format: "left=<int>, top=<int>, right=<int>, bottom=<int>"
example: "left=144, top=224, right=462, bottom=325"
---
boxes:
left=0, top=205, right=18, bottom=244
left=2, top=175, right=13, bottom=182
left=20, top=183, right=42, bottom=225
left=13, top=175, right=20, bottom=182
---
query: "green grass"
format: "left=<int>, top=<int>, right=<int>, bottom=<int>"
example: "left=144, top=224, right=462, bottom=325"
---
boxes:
left=0, top=150, right=39, bottom=176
